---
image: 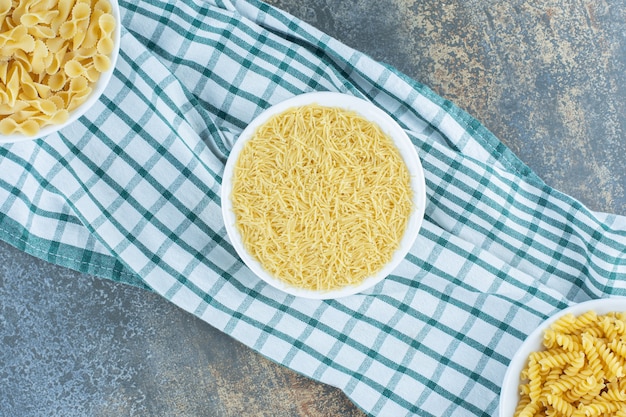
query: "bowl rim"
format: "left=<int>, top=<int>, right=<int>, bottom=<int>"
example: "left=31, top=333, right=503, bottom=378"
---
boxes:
left=221, top=91, right=427, bottom=299
left=0, top=0, right=122, bottom=144
left=499, top=296, right=626, bottom=416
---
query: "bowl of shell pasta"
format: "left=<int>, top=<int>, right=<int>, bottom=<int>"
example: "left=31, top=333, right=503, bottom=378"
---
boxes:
left=0, top=0, right=121, bottom=143
left=499, top=297, right=626, bottom=417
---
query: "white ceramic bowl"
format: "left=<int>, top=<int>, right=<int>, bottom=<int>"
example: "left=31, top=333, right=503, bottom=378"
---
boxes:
left=0, top=0, right=121, bottom=144
left=221, top=91, right=427, bottom=299
left=499, top=297, right=626, bottom=416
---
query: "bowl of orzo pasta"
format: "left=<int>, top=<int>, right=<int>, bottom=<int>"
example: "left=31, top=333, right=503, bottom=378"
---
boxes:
left=221, top=91, right=426, bottom=299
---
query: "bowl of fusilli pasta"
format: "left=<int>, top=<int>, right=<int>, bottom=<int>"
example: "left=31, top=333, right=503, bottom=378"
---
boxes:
left=499, top=297, right=626, bottom=417
left=0, top=0, right=121, bottom=143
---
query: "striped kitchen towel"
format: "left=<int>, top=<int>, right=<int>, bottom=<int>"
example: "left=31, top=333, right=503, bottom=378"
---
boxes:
left=1, top=0, right=625, bottom=415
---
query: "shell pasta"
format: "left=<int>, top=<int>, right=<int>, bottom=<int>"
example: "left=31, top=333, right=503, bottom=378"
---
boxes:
left=0, top=0, right=116, bottom=135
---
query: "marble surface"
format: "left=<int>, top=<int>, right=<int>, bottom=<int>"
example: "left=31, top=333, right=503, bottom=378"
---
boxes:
left=2, top=0, right=625, bottom=416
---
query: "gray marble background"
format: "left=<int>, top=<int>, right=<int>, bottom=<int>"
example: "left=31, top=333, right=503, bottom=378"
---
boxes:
left=2, top=1, right=625, bottom=416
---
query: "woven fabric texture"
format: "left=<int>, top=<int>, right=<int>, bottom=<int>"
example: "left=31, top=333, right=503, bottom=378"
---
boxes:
left=1, top=1, right=625, bottom=415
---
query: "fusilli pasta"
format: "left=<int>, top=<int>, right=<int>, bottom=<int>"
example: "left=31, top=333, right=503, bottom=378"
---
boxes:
left=514, top=310, right=626, bottom=417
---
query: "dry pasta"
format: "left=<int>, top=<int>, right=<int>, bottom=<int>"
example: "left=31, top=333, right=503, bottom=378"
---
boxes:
left=231, top=104, right=413, bottom=291
left=0, top=0, right=116, bottom=135
left=515, top=310, right=626, bottom=417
